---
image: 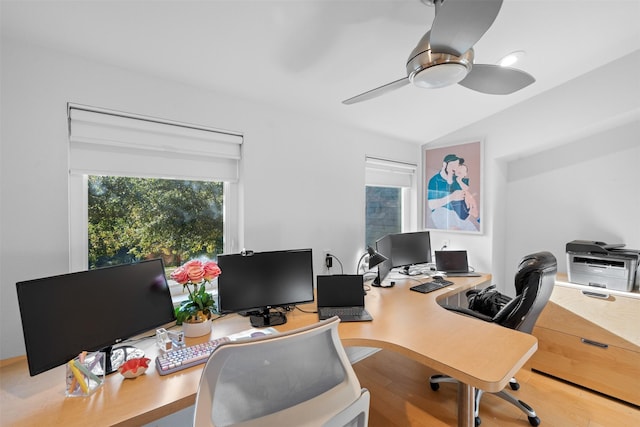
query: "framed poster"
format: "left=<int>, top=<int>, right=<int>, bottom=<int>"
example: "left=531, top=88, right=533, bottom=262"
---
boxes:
left=424, top=140, right=482, bottom=234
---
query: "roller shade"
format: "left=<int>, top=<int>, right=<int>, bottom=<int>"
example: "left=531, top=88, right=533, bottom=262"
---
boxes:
left=365, top=156, right=416, bottom=188
left=68, top=104, right=243, bottom=181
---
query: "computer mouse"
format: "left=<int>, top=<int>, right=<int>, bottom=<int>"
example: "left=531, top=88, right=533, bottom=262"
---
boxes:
left=432, top=275, right=444, bottom=281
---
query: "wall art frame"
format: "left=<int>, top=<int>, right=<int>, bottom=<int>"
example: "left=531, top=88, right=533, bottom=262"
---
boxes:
left=424, top=140, right=483, bottom=234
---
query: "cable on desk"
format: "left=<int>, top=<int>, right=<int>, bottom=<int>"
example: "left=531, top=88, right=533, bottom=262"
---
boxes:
left=295, top=305, right=318, bottom=314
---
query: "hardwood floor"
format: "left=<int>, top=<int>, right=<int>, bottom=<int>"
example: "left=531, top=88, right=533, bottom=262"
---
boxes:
left=352, top=349, right=640, bottom=427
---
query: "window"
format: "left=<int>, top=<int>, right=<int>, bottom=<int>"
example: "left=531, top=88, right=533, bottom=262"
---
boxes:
left=365, top=157, right=417, bottom=247
left=68, top=104, right=242, bottom=293
left=365, top=186, right=402, bottom=247
left=88, top=176, right=224, bottom=267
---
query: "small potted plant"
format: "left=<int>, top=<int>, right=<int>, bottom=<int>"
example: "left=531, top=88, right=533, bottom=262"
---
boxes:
left=171, top=259, right=221, bottom=337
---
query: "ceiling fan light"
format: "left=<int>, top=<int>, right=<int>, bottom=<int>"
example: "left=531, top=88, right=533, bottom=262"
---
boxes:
left=498, top=50, right=526, bottom=67
left=410, top=63, right=469, bottom=89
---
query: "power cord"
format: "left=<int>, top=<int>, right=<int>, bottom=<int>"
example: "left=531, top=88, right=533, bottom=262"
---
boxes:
left=325, top=253, right=344, bottom=274
left=295, top=305, right=317, bottom=314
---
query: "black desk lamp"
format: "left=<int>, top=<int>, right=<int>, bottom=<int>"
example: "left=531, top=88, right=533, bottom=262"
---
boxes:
left=356, top=246, right=388, bottom=274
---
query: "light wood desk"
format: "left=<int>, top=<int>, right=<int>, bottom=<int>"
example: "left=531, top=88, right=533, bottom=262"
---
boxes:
left=0, top=274, right=538, bottom=427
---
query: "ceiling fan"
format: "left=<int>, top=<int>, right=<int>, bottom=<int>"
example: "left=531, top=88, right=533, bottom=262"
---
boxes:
left=342, top=0, right=535, bottom=105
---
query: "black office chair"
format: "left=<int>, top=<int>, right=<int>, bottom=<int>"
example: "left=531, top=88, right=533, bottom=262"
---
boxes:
left=429, top=251, right=557, bottom=427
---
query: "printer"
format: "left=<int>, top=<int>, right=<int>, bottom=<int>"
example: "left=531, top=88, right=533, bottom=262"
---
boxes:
left=566, top=240, right=640, bottom=292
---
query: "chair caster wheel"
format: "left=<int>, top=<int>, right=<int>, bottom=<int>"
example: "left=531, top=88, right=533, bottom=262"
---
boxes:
left=429, top=382, right=440, bottom=391
left=475, top=416, right=481, bottom=426
left=528, top=416, right=540, bottom=426
left=509, top=382, right=520, bottom=391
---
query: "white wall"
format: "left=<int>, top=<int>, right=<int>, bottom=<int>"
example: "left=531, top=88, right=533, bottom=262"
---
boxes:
left=0, top=38, right=419, bottom=359
left=424, top=50, right=640, bottom=293
left=505, top=120, right=639, bottom=284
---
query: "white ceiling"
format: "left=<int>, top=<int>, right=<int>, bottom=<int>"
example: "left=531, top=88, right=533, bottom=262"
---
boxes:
left=2, top=0, right=639, bottom=143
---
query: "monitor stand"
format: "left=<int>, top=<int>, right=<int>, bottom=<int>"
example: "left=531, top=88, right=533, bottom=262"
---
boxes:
left=101, top=345, right=145, bottom=375
left=249, top=308, right=287, bottom=328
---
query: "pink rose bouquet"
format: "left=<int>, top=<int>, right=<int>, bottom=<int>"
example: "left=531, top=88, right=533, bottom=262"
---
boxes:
left=171, top=260, right=221, bottom=325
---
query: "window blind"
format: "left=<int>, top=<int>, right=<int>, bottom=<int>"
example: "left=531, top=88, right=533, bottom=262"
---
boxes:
left=68, top=104, right=243, bottom=181
left=365, top=156, right=417, bottom=188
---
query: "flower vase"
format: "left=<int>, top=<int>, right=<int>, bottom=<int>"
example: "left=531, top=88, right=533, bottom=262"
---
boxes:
left=182, top=319, right=212, bottom=338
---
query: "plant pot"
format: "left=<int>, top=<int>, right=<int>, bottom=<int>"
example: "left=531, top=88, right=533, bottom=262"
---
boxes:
left=182, top=319, right=211, bottom=338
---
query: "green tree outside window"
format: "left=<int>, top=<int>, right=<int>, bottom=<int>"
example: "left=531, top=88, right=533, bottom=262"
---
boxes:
left=88, top=176, right=223, bottom=269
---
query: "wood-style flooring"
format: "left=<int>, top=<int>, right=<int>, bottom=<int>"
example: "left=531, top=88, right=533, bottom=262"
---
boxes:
left=352, top=349, right=640, bottom=427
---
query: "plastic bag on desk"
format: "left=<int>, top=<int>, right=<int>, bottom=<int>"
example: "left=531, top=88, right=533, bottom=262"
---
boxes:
left=466, top=285, right=510, bottom=317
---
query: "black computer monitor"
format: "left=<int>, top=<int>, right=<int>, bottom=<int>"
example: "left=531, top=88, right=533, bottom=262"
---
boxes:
left=16, top=259, right=176, bottom=376
left=375, top=234, right=393, bottom=286
left=391, top=231, right=431, bottom=274
left=388, top=231, right=432, bottom=275
left=217, top=249, right=314, bottom=327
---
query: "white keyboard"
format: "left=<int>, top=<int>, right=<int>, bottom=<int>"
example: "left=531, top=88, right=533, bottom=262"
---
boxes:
left=155, top=336, right=230, bottom=375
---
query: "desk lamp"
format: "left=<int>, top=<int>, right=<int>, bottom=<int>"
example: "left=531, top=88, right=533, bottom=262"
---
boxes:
left=356, top=246, right=388, bottom=274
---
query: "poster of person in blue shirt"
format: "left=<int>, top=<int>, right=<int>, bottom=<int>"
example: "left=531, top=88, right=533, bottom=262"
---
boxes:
left=425, top=141, right=481, bottom=233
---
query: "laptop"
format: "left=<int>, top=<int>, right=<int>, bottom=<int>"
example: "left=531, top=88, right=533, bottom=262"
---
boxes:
left=434, top=250, right=481, bottom=277
left=317, top=275, right=373, bottom=322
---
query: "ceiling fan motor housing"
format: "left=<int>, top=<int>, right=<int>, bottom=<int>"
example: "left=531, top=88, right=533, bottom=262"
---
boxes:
left=406, top=48, right=474, bottom=89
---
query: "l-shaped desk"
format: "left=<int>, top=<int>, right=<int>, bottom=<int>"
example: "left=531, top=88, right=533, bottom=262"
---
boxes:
left=0, top=274, right=538, bottom=427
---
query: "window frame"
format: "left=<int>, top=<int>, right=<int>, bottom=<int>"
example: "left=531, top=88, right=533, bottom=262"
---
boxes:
left=69, top=177, right=239, bottom=273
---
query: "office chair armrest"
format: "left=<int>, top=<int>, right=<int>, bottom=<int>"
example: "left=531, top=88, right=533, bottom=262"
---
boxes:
left=440, top=305, right=494, bottom=323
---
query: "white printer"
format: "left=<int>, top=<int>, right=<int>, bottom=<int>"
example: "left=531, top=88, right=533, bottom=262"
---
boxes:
left=566, top=240, right=639, bottom=292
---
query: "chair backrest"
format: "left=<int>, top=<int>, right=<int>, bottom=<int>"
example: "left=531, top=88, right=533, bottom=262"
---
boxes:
left=493, top=251, right=557, bottom=334
left=192, top=316, right=369, bottom=427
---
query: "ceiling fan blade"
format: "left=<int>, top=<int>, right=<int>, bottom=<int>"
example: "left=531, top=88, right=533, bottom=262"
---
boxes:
left=430, top=0, right=503, bottom=56
left=342, top=77, right=410, bottom=105
left=458, top=64, right=535, bottom=95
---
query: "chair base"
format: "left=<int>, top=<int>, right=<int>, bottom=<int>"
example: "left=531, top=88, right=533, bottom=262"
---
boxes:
left=429, top=375, right=541, bottom=426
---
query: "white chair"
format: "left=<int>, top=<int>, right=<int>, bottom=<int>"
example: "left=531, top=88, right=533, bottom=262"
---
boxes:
left=193, top=316, right=370, bottom=427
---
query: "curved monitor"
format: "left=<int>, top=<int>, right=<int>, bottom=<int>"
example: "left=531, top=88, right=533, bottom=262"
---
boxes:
left=16, top=259, right=175, bottom=376
left=217, top=249, right=314, bottom=327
